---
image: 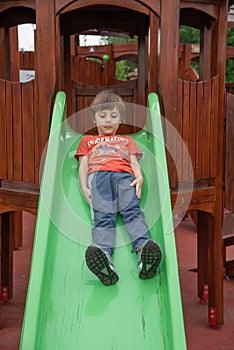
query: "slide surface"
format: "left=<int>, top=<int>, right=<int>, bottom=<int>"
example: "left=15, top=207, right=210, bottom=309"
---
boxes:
left=20, top=92, right=187, bottom=350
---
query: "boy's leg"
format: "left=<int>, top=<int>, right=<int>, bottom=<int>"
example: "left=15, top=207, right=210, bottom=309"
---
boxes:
left=117, top=173, right=150, bottom=248
left=117, top=173, right=162, bottom=279
left=88, top=171, right=117, bottom=253
left=86, top=172, right=119, bottom=285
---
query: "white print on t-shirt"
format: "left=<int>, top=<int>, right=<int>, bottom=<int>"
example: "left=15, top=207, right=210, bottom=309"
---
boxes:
left=87, top=136, right=129, bottom=147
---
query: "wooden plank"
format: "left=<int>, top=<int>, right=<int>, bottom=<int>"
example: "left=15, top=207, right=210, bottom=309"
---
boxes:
left=35, top=0, right=56, bottom=168
left=176, top=79, right=183, bottom=187
left=149, top=12, right=159, bottom=94
left=9, top=26, right=19, bottom=82
left=0, top=28, right=7, bottom=80
left=210, top=75, right=219, bottom=178
left=182, top=80, right=190, bottom=182
left=13, top=211, right=23, bottom=249
left=225, top=93, right=234, bottom=213
left=6, top=81, right=13, bottom=180
left=33, top=80, right=39, bottom=185
left=0, top=188, right=38, bottom=213
left=57, top=0, right=158, bottom=16
left=22, top=80, right=35, bottom=183
left=1, top=212, right=14, bottom=299
left=12, top=82, right=23, bottom=181
left=171, top=186, right=215, bottom=214
left=202, top=79, right=211, bottom=179
left=196, top=81, right=204, bottom=180
left=189, top=82, right=197, bottom=182
left=0, top=80, right=7, bottom=179
left=197, top=211, right=209, bottom=301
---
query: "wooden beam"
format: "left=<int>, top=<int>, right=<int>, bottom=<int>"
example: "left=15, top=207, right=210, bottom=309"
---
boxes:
left=35, top=0, right=56, bottom=168
left=159, top=0, right=180, bottom=187
left=148, top=12, right=159, bottom=93
left=0, top=27, right=7, bottom=79
left=207, top=0, right=227, bottom=327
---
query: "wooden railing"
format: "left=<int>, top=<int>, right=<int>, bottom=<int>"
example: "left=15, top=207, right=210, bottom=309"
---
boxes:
left=174, top=75, right=220, bottom=186
left=0, top=79, right=38, bottom=186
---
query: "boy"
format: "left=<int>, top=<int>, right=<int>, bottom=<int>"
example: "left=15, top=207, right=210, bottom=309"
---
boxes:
left=75, top=90, right=162, bottom=286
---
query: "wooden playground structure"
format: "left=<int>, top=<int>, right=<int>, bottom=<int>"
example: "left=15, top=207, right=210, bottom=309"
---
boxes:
left=0, top=0, right=234, bottom=330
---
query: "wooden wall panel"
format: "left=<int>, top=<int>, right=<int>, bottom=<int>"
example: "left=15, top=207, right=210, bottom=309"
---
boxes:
left=0, top=80, right=7, bottom=179
left=182, top=80, right=190, bottom=182
left=19, top=52, right=35, bottom=71
left=196, top=81, right=204, bottom=180
left=12, top=82, right=23, bottom=181
left=6, top=81, right=13, bottom=180
left=225, top=93, right=234, bottom=212
left=22, top=80, right=35, bottom=183
left=177, top=76, right=220, bottom=185
left=210, top=76, right=219, bottom=178
left=189, top=82, right=197, bottom=182
left=0, top=79, right=37, bottom=185
left=202, top=80, right=211, bottom=179
left=176, top=79, right=183, bottom=185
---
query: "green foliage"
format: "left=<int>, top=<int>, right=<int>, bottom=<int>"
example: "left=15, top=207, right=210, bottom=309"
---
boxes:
left=115, top=60, right=137, bottom=81
left=226, top=60, right=234, bottom=82
left=100, top=35, right=138, bottom=81
left=100, top=36, right=137, bottom=45
left=179, top=26, right=234, bottom=82
left=226, top=28, right=234, bottom=82
left=179, top=25, right=200, bottom=44
left=227, top=27, right=234, bottom=46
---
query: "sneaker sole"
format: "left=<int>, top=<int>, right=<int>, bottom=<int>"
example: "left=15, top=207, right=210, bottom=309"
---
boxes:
left=139, top=240, right=162, bottom=280
left=85, top=246, right=119, bottom=286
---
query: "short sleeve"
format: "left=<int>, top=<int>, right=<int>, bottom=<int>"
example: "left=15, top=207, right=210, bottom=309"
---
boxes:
left=127, top=136, right=143, bottom=160
left=74, top=136, right=89, bottom=161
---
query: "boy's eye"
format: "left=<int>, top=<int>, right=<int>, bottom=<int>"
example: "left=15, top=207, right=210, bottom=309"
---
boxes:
left=99, top=113, right=106, bottom=118
left=111, top=114, right=118, bottom=118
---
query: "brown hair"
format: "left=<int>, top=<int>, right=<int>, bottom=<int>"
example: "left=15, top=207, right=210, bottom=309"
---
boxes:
left=90, top=90, right=125, bottom=120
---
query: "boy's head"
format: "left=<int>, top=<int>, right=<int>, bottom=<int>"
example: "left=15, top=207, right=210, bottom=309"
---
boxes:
left=90, top=90, right=125, bottom=121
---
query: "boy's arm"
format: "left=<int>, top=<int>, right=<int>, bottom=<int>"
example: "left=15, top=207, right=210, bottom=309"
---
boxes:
left=79, top=155, right=91, bottom=205
left=130, top=154, right=144, bottom=199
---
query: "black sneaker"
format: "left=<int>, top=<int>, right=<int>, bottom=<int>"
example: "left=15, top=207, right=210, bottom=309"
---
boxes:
left=137, top=240, right=162, bottom=280
left=85, top=245, right=119, bottom=286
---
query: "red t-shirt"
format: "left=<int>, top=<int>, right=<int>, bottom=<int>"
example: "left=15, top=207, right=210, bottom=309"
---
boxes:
left=74, top=135, right=143, bottom=175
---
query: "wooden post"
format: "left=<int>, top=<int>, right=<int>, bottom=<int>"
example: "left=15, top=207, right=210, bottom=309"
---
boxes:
left=159, top=0, right=180, bottom=188
left=207, top=1, right=227, bottom=327
left=197, top=211, right=210, bottom=302
left=148, top=12, right=159, bottom=94
left=159, top=0, right=179, bottom=124
left=9, top=26, right=20, bottom=82
left=138, top=32, right=146, bottom=106
left=0, top=27, right=7, bottom=79
left=63, top=34, right=72, bottom=117
left=35, top=0, right=56, bottom=167
left=200, top=25, right=212, bottom=80
left=1, top=212, right=14, bottom=300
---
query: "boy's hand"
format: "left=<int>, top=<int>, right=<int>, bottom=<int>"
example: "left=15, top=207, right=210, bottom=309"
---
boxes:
left=82, top=187, right=92, bottom=205
left=130, top=176, right=144, bottom=199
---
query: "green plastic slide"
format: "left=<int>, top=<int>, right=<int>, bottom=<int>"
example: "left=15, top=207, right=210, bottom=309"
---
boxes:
left=20, top=91, right=187, bottom=349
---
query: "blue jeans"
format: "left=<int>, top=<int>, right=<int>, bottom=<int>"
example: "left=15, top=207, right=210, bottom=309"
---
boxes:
left=88, top=171, right=150, bottom=255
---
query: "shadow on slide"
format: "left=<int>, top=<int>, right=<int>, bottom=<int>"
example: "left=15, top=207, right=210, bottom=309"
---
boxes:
left=20, top=91, right=187, bottom=349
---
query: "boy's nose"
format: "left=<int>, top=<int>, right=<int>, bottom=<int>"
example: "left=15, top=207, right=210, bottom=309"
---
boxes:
left=105, top=114, right=111, bottom=122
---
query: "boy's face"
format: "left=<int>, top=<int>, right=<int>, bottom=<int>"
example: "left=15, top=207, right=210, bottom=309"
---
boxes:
left=94, top=107, right=121, bottom=136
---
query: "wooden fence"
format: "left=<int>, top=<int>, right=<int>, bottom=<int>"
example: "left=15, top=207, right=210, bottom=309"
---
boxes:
left=172, top=75, right=220, bottom=186
left=225, top=93, right=234, bottom=212
left=0, top=79, right=38, bottom=186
